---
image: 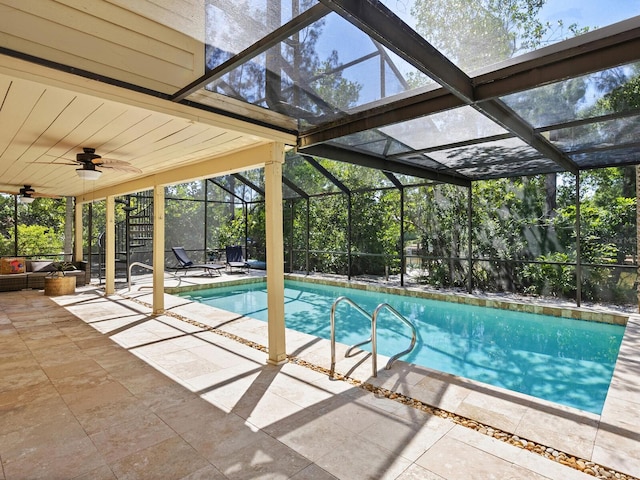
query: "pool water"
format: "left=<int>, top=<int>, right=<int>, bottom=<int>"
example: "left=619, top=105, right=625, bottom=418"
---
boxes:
left=179, top=280, right=625, bottom=414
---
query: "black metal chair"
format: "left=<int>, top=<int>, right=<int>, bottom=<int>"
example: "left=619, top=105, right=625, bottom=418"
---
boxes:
left=225, top=245, right=250, bottom=273
left=171, top=247, right=225, bottom=276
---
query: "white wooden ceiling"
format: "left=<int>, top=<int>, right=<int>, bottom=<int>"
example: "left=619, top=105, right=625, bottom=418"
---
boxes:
left=0, top=61, right=293, bottom=200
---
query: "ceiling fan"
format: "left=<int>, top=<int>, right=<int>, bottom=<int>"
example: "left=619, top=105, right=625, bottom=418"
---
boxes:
left=0, top=185, right=60, bottom=204
left=71, top=147, right=142, bottom=180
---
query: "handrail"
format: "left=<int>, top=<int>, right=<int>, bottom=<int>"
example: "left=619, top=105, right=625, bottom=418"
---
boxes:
left=372, top=303, right=417, bottom=371
left=330, top=296, right=376, bottom=377
left=330, top=296, right=418, bottom=378
left=128, top=262, right=155, bottom=291
left=127, top=262, right=180, bottom=291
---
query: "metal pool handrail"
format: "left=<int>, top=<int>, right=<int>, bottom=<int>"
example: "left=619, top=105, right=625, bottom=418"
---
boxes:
left=330, top=296, right=376, bottom=376
left=372, top=303, right=417, bottom=371
left=330, top=296, right=417, bottom=378
left=128, top=262, right=155, bottom=291
left=127, top=262, right=180, bottom=291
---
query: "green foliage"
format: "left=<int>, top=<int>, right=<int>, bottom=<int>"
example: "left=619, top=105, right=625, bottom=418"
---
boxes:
left=207, top=8, right=362, bottom=116
left=406, top=183, right=469, bottom=286
left=49, top=261, right=76, bottom=276
left=307, top=194, right=348, bottom=274
left=5, top=162, right=637, bottom=304
left=0, top=195, right=68, bottom=257
left=19, top=198, right=66, bottom=229
left=4, top=159, right=636, bottom=305
left=163, top=183, right=210, bottom=254
left=0, top=233, right=13, bottom=256
left=410, top=0, right=589, bottom=73
left=518, top=168, right=636, bottom=301
left=602, top=75, right=640, bottom=110
left=17, top=224, right=64, bottom=256
left=313, top=51, right=363, bottom=110
left=472, top=177, right=543, bottom=259
left=216, top=214, right=245, bottom=249
left=522, top=252, right=575, bottom=297
left=0, top=194, right=15, bottom=256
left=587, top=65, right=640, bottom=114
left=351, top=190, right=401, bottom=275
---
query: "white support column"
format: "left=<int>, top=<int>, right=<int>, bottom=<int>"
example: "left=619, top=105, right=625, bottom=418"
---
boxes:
left=265, top=142, right=287, bottom=365
left=74, top=199, right=83, bottom=261
left=105, top=195, right=115, bottom=295
left=153, top=185, right=165, bottom=314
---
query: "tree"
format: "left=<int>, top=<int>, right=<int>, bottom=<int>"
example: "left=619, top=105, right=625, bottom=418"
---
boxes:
left=205, top=0, right=362, bottom=116
left=17, top=224, right=64, bottom=257
left=410, top=0, right=589, bottom=72
left=0, top=194, right=16, bottom=255
left=0, top=196, right=68, bottom=257
left=165, top=183, right=208, bottom=254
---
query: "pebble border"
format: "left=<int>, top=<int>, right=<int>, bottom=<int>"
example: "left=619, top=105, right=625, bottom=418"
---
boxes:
left=123, top=293, right=637, bottom=480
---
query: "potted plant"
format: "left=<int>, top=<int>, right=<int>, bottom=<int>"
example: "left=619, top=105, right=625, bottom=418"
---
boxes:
left=44, top=261, right=76, bottom=296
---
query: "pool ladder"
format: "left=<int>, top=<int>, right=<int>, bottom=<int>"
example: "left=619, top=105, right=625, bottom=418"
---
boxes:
left=330, top=296, right=417, bottom=378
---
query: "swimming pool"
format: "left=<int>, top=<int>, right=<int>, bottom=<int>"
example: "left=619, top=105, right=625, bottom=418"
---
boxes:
left=178, top=279, right=625, bottom=414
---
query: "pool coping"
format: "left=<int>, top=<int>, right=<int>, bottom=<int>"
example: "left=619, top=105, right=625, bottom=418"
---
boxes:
left=164, top=275, right=265, bottom=295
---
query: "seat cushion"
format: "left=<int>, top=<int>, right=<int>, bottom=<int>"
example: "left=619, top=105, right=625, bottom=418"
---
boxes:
left=29, top=260, right=56, bottom=272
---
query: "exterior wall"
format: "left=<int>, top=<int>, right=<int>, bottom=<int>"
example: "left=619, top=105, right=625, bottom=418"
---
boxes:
left=0, top=0, right=205, bottom=93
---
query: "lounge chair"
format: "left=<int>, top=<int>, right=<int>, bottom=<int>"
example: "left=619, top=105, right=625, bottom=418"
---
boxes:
left=225, top=245, right=250, bottom=273
left=171, top=247, right=225, bottom=276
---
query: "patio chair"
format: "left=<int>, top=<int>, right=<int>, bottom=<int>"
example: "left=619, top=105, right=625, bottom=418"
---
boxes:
left=225, top=245, right=250, bottom=273
left=171, top=246, right=225, bottom=276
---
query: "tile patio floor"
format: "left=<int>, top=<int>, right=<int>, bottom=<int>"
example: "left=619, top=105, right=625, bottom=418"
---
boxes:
left=1, top=274, right=639, bottom=479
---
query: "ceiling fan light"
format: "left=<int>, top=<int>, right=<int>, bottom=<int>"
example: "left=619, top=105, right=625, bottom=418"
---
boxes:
left=76, top=167, right=102, bottom=180
left=19, top=195, right=35, bottom=204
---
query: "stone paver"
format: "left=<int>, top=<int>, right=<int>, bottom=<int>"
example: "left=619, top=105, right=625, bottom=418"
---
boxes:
left=0, top=284, right=637, bottom=479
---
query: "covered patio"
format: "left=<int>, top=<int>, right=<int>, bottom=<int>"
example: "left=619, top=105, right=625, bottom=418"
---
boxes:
left=2, top=1, right=640, bottom=478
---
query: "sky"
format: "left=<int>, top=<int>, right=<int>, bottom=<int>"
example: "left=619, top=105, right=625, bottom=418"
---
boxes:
left=381, top=0, right=640, bottom=37
left=539, top=0, right=640, bottom=31
left=317, top=0, right=640, bottom=102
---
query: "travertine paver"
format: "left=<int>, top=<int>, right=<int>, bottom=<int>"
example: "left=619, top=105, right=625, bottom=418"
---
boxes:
left=0, top=286, right=636, bottom=479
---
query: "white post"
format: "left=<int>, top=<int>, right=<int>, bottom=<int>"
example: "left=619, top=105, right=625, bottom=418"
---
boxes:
left=153, top=185, right=165, bottom=314
left=265, top=142, right=287, bottom=365
left=105, top=195, right=115, bottom=295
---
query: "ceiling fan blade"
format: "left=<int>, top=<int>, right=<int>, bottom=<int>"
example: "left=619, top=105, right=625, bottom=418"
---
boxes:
left=29, top=161, right=78, bottom=166
left=0, top=189, right=20, bottom=196
left=34, top=193, right=62, bottom=199
left=95, top=158, right=133, bottom=166
left=102, top=164, right=143, bottom=173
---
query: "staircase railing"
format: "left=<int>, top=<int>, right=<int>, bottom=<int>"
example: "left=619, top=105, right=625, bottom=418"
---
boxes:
left=98, top=192, right=154, bottom=282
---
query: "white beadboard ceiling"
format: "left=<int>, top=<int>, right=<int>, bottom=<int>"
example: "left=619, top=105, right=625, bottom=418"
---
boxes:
left=0, top=0, right=293, bottom=201
left=0, top=68, right=288, bottom=200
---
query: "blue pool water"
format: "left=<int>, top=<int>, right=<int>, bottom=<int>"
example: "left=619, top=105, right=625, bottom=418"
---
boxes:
left=179, top=280, right=625, bottom=414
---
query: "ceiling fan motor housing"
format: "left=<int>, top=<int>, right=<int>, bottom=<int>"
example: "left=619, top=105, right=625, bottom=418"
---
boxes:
left=77, top=147, right=101, bottom=165
left=19, top=185, right=35, bottom=195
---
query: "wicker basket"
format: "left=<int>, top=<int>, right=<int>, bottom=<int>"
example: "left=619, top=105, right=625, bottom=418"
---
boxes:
left=44, top=276, right=76, bottom=296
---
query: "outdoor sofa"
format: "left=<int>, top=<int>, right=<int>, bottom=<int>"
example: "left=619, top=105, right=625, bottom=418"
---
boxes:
left=0, top=259, right=89, bottom=292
